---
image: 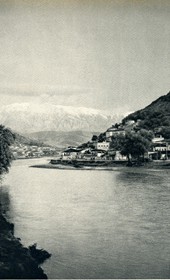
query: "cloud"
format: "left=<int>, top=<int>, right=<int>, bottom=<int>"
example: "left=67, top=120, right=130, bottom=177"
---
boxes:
left=0, top=83, right=93, bottom=97
left=0, top=83, right=38, bottom=97
left=39, top=88, right=94, bottom=107
left=0, top=83, right=96, bottom=109
left=0, top=83, right=92, bottom=95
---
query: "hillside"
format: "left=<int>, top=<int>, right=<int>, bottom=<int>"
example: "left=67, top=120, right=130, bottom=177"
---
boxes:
left=122, top=91, right=170, bottom=138
left=14, top=132, right=45, bottom=147
left=26, top=130, right=99, bottom=149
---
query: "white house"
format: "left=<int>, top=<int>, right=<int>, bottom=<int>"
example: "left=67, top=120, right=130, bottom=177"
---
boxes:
left=106, top=128, right=125, bottom=138
left=61, top=148, right=78, bottom=160
left=153, top=142, right=168, bottom=152
left=152, top=135, right=164, bottom=143
left=114, top=151, right=127, bottom=161
left=95, top=141, right=110, bottom=151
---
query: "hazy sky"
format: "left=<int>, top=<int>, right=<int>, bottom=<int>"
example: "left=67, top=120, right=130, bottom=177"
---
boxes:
left=0, top=0, right=169, bottom=113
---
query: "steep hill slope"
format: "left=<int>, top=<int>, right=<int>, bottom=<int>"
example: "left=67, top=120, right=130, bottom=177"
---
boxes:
left=122, top=91, right=170, bottom=138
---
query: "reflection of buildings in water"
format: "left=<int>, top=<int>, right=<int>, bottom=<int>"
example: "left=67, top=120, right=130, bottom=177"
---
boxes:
left=0, top=185, right=13, bottom=220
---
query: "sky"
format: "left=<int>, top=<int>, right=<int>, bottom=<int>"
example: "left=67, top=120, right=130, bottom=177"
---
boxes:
left=0, top=0, right=170, bottom=114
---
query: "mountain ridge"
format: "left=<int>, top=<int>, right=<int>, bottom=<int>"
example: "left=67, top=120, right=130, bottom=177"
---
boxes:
left=26, top=130, right=99, bottom=148
left=0, top=103, right=123, bottom=133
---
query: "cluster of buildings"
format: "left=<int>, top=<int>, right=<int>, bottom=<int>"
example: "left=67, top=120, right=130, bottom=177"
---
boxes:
left=149, top=135, right=170, bottom=160
left=10, top=143, right=58, bottom=159
left=60, top=147, right=125, bottom=162
left=11, top=119, right=170, bottom=162
left=58, top=121, right=133, bottom=162
left=59, top=121, right=170, bottom=162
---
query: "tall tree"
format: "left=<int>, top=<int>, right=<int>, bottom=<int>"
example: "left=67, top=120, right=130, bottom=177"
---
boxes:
left=110, top=134, right=125, bottom=150
left=0, top=125, right=15, bottom=174
left=121, top=130, right=153, bottom=164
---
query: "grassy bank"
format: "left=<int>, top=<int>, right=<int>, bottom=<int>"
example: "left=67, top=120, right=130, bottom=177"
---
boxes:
left=0, top=213, right=51, bottom=279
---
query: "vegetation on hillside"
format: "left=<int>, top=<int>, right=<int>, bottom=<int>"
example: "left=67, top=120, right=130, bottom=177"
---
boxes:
left=122, top=91, right=170, bottom=138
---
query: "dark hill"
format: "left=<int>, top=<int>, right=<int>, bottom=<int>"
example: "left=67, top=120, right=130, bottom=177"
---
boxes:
left=122, top=91, right=170, bottom=138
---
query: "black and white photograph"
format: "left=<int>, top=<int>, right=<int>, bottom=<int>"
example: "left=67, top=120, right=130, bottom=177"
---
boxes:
left=0, top=0, right=170, bottom=279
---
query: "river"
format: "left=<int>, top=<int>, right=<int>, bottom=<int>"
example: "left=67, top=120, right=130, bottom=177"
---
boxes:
left=1, top=158, right=170, bottom=279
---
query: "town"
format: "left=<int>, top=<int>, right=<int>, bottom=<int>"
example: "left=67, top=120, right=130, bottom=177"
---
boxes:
left=50, top=119, right=170, bottom=166
left=10, top=118, right=170, bottom=167
left=10, top=143, right=58, bottom=159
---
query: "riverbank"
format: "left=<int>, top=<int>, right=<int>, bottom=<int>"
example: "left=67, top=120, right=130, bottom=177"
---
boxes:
left=0, top=212, right=51, bottom=279
left=30, top=159, right=170, bottom=170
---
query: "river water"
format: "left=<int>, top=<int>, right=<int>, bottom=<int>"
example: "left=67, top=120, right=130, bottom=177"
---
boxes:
left=1, top=158, right=170, bottom=279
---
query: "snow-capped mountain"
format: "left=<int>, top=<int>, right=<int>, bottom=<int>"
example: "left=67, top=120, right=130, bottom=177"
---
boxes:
left=0, top=103, right=122, bottom=133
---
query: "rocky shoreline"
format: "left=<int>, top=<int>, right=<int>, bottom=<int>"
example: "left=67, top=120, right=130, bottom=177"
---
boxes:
left=0, top=213, right=51, bottom=279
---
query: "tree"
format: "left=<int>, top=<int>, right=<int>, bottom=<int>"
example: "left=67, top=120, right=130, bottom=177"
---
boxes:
left=110, top=134, right=125, bottom=150
left=138, top=129, right=154, bottom=141
left=0, top=125, right=15, bottom=174
left=161, top=127, right=170, bottom=139
left=98, top=132, right=106, bottom=142
left=120, top=131, right=152, bottom=164
left=91, top=135, right=98, bottom=142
